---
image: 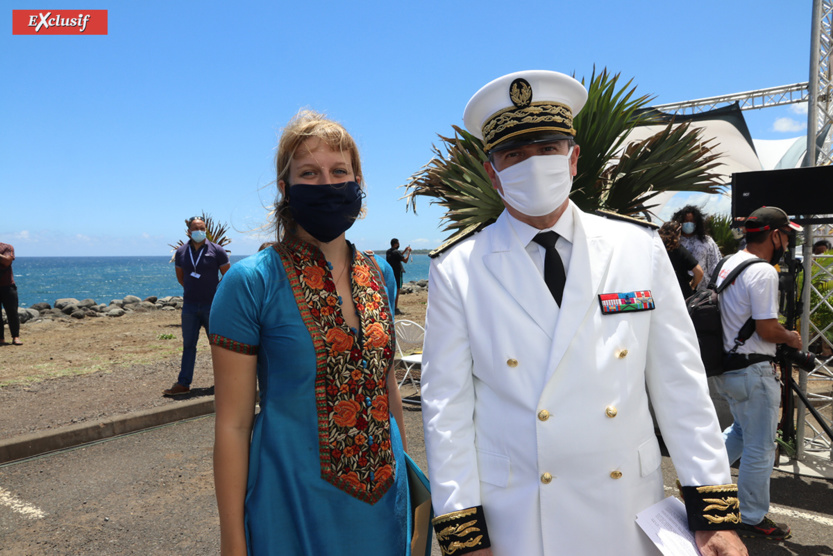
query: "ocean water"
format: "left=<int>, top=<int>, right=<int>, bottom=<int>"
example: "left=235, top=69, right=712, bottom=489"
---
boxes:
left=10, top=254, right=431, bottom=309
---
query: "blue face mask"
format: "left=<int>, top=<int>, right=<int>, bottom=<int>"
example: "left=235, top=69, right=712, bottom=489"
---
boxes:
left=681, top=222, right=696, bottom=235
left=190, top=230, right=207, bottom=243
left=288, top=181, right=363, bottom=243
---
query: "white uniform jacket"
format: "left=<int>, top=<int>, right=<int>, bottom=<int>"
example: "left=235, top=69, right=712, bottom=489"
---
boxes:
left=421, top=203, right=732, bottom=556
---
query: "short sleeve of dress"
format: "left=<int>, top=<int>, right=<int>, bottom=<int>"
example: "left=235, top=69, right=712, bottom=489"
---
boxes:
left=209, top=259, right=263, bottom=355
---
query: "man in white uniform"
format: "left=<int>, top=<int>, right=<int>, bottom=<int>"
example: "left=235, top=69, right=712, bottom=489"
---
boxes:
left=421, top=70, right=747, bottom=556
left=713, top=206, right=803, bottom=540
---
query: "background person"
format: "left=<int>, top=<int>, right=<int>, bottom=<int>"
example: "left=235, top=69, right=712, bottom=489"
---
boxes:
left=421, top=70, right=746, bottom=556
left=164, top=216, right=230, bottom=396
left=712, top=206, right=803, bottom=541
left=385, top=237, right=412, bottom=315
left=0, top=241, right=22, bottom=346
left=673, top=204, right=723, bottom=288
left=813, top=239, right=832, bottom=255
left=210, top=110, right=409, bottom=555
left=659, top=220, right=704, bottom=298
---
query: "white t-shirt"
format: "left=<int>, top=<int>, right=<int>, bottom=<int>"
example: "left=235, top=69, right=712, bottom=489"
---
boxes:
left=715, top=250, right=779, bottom=356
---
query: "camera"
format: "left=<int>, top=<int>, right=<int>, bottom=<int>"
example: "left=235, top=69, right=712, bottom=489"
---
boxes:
left=776, top=345, right=817, bottom=372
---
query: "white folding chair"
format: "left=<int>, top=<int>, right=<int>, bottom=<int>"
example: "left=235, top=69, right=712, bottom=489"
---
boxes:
left=394, top=319, right=424, bottom=403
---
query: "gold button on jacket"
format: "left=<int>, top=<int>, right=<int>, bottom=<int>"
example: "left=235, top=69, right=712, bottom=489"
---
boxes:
left=616, top=349, right=628, bottom=359
left=605, top=406, right=618, bottom=418
left=541, top=473, right=553, bottom=484
left=538, top=410, right=550, bottom=421
left=507, top=358, right=519, bottom=367
left=610, top=470, right=623, bottom=479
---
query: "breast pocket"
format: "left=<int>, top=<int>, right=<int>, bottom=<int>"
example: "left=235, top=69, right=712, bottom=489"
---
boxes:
left=477, top=449, right=511, bottom=488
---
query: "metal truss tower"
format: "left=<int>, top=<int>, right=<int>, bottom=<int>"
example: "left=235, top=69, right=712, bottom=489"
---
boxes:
left=807, top=0, right=833, bottom=166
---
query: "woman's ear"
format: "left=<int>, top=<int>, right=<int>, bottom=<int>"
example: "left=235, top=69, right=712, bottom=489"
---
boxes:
left=278, top=180, right=287, bottom=197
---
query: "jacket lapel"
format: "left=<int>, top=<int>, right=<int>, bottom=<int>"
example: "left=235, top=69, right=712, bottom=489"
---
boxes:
left=483, top=212, right=558, bottom=339
left=545, top=207, right=613, bottom=381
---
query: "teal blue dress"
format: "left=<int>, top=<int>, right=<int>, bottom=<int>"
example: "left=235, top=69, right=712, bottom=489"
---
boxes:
left=210, top=239, right=408, bottom=556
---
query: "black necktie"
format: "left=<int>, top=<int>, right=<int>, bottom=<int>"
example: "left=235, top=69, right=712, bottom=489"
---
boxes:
left=533, top=231, right=566, bottom=307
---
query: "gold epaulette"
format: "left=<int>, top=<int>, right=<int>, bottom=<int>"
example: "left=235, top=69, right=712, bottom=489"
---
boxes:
left=678, top=483, right=741, bottom=531
left=595, top=209, right=659, bottom=230
left=429, top=222, right=491, bottom=259
left=433, top=505, right=491, bottom=555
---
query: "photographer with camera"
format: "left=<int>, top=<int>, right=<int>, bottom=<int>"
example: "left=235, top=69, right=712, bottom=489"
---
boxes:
left=711, top=206, right=802, bottom=541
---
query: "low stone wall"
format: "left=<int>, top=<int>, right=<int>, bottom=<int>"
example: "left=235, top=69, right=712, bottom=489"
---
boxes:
left=2, top=295, right=184, bottom=325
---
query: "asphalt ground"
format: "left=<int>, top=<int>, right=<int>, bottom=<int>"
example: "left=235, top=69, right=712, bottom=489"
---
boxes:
left=1, top=400, right=832, bottom=555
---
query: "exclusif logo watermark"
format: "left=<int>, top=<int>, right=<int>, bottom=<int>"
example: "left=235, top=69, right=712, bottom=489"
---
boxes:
left=12, top=10, right=108, bottom=35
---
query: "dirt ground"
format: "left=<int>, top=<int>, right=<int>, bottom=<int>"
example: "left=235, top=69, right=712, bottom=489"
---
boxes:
left=0, top=291, right=427, bottom=441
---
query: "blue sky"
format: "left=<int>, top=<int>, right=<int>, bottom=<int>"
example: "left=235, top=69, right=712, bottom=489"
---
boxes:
left=1, top=1, right=814, bottom=256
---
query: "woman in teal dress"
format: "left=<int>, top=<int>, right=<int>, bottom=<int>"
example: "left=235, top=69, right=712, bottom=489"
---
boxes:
left=211, top=110, right=409, bottom=555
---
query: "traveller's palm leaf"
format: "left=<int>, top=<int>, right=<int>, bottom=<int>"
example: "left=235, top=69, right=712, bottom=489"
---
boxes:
left=403, top=68, right=723, bottom=247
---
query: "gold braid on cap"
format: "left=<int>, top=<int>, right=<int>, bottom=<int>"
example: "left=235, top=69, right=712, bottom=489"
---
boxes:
left=433, top=506, right=491, bottom=555
left=679, top=484, right=742, bottom=531
left=482, top=102, right=575, bottom=152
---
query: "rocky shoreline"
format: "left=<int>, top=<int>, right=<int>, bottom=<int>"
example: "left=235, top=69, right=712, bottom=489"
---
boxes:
left=3, top=279, right=428, bottom=328
left=9, top=295, right=185, bottom=325
left=398, top=279, right=428, bottom=295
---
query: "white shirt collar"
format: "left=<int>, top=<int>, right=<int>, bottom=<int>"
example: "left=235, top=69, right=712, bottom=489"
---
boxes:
left=505, top=201, right=576, bottom=247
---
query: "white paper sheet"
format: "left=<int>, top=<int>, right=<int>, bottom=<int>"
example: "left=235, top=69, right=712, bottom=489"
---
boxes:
left=636, top=496, right=701, bottom=556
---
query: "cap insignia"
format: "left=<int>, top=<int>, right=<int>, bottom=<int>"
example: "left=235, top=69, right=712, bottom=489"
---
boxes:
left=509, top=78, right=532, bottom=108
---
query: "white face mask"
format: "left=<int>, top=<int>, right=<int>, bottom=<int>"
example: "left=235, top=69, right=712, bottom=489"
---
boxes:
left=494, top=148, right=573, bottom=217
left=190, top=230, right=207, bottom=243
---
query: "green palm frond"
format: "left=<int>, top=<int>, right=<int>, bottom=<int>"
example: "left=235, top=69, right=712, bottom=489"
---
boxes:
left=599, top=122, right=723, bottom=214
left=404, top=125, right=503, bottom=235
left=403, top=68, right=725, bottom=245
left=706, top=214, right=740, bottom=255
left=570, top=68, right=657, bottom=210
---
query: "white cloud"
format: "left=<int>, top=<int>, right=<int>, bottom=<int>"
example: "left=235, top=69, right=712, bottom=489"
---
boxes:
left=13, top=230, right=31, bottom=241
left=790, top=102, right=808, bottom=116
left=773, top=117, right=806, bottom=133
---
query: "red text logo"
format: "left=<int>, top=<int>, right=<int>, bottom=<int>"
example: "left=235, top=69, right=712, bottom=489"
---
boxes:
left=12, top=10, right=108, bottom=35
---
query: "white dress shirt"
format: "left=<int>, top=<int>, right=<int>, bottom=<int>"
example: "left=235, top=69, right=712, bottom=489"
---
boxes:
left=505, top=206, right=574, bottom=281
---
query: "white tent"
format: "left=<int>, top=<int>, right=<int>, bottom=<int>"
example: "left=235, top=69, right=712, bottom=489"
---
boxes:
left=630, top=105, right=830, bottom=222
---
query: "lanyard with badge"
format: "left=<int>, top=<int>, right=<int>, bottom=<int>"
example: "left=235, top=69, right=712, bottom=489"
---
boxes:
left=189, top=245, right=204, bottom=279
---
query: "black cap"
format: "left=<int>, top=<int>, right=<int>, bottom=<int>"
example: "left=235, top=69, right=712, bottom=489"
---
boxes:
left=744, top=206, right=802, bottom=233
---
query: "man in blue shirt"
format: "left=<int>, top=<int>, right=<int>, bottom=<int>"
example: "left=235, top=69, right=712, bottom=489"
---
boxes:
left=164, top=216, right=230, bottom=396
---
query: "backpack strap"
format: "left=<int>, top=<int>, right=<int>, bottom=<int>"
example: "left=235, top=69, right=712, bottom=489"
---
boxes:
left=714, top=255, right=770, bottom=353
left=706, top=256, right=732, bottom=290
left=714, top=256, right=768, bottom=294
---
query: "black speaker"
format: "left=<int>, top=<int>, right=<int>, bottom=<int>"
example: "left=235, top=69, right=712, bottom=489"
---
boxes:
left=732, top=166, right=833, bottom=224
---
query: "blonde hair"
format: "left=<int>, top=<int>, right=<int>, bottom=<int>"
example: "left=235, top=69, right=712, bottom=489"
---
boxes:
left=272, top=109, right=364, bottom=240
